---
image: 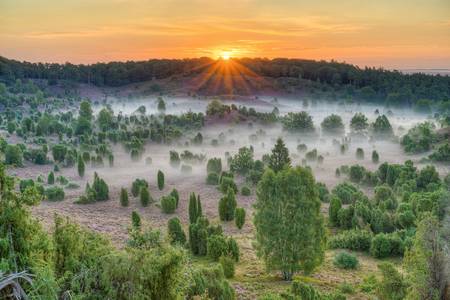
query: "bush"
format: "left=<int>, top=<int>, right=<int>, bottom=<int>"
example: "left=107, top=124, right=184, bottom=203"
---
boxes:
left=219, top=256, right=235, bottom=278
left=333, top=251, right=359, bottom=269
left=161, top=195, right=177, bottom=214
left=376, top=262, right=406, bottom=300
left=316, top=182, right=329, bottom=202
left=349, top=164, right=365, bottom=183
left=157, top=170, right=165, bottom=190
left=19, top=179, right=34, bottom=193
left=120, top=188, right=129, bottom=207
left=370, top=232, right=404, bottom=258
left=219, top=176, right=237, bottom=194
left=332, top=182, right=359, bottom=204
left=45, top=186, right=65, bottom=201
left=207, top=234, right=228, bottom=261
left=131, top=178, right=148, bottom=197
left=47, top=171, right=55, bottom=184
left=168, top=217, right=186, bottom=245
left=219, top=188, right=237, bottom=221
left=234, top=207, right=246, bottom=229
left=240, top=185, right=251, bottom=196
left=206, top=172, right=219, bottom=185
left=207, top=158, right=222, bottom=174
left=328, top=196, right=342, bottom=226
left=131, top=211, right=141, bottom=228
left=170, top=189, right=179, bottom=208
left=372, top=150, right=379, bottom=163
left=329, top=229, right=373, bottom=251
left=169, top=150, right=180, bottom=167
left=140, top=186, right=151, bottom=207
left=5, top=144, right=23, bottom=166
left=356, top=148, right=364, bottom=159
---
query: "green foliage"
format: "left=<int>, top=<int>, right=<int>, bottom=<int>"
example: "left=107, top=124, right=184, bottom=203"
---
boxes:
left=169, top=150, right=180, bottom=167
left=321, top=114, right=344, bottom=134
left=188, top=192, right=202, bottom=224
left=47, top=171, right=55, bottom=184
left=220, top=256, right=235, bottom=279
left=240, top=185, right=251, bottom=196
left=372, top=150, right=379, bottom=163
left=371, top=115, right=393, bottom=137
left=282, top=111, right=315, bottom=133
left=349, top=164, right=365, bottom=183
left=170, top=188, right=179, bottom=208
left=52, top=144, right=67, bottom=162
left=219, top=188, right=237, bottom=221
left=370, top=232, right=404, bottom=258
left=120, top=187, right=129, bottom=207
left=429, top=142, right=450, bottom=162
left=186, top=264, right=235, bottom=299
left=401, top=122, right=437, bottom=153
left=328, top=196, right=342, bottom=226
left=234, top=207, right=246, bottom=229
left=167, top=217, right=186, bottom=245
left=220, top=175, right=238, bottom=194
left=254, top=167, right=326, bottom=280
left=5, top=144, right=23, bottom=166
left=161, top=195, right=177, bottom=213
left=356, top=148, right=364, bottom=160
left=328, top=229, right=373, bottom=251
left=45, top=186, right=65, bottom=201
left=189, top=216, right=209, bottom=256
left=77, top=156, right=85, bottom=178
left=229, top=147, right=254, bottom=175
left=77, top=172, right=109, bottom=203
left=332, top=182, right=359, bottom=204
left=350, top=112, right=368, bottom=132
left=206, top=172, right=219, bottom=185
left=157, top=170, right=165, bottom=190
left=333, top=252, right=359, bottom=269
left=268, top=138, right=291, bottom=172
left=207, top=234, right=228, bottom=261
left=207, top=157, right=222, bottom=174
left=140, top=186, right=151, bottom=207
left=131, top=211, right=141, bottom=228
left=316, top=182, right=329, bottom=202
left=376, top=262, right=406, bottom=300
left=131, top=178, right=148, bottom=197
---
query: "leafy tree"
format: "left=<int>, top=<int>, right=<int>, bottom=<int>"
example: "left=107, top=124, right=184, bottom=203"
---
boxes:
left=229, top=147, right=254, bottom=175
left=401, top=122, right=437, bottom=153
left=234, top=207, right=246, bottom=229
left=157, top=170, right=165, bottom=190
left=219, top=188, right=237, bottom=221
left=372, top=115, right=393, bottom=137
left=268, top=138, right=291, bottom=172
left=254, top=167, right=326, bottom=280
left=321, top=114, right=344, bottom=134
left=79, top=100, right=93, bottom=120
left=168, top=217, right=186, bottom=245
left=350, top=113, right=369, bottom=132
left=97, top=107, right=114, bottom=130
left=120, top=187, right=129, bottom=207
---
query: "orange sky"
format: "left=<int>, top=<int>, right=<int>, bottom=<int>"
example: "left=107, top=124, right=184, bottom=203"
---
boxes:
left=1, top=0, right=449, bottom=69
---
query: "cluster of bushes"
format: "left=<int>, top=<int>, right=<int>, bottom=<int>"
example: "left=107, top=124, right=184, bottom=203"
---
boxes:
left=76, top=172, right=109, bottom=204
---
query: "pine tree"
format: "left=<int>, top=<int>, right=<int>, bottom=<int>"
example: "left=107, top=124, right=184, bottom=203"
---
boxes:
left=268, top=138, right=291, bottom=172
left=189, top=192, right=198, bottom=224
left=140, top=186, right=151, bottom=207
left=168, top=217, right=186, bottom=245
left=47, top=171, right=55, bottom=184
left=120, top=187, right=129, bottom=207
left=235, top=207, right=246, bottom=229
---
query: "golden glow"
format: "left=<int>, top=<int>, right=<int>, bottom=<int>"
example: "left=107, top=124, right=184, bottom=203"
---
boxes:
left=1, top=0, right=449, bottom=68
left=221, top=52, right=231, bottom=60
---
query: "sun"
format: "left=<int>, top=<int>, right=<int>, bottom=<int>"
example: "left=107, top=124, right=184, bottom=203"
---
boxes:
left=221, top=51, right=231, bottom=60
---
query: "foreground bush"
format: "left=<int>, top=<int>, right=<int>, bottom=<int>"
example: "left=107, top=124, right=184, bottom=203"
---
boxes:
left=161, top=195, right=177, bottom=213
left=333, top=251, right=359, bottom=269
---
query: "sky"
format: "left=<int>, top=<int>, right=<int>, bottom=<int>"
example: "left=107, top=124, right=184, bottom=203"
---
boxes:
left=1, top=0, right=449, bottom=69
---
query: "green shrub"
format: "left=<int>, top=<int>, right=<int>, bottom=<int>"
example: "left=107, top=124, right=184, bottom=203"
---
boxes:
left=207, top=158, right=222, bottom=174
left=349, top=164, right=365, bottom=183
left=169, top=150, right=180, bottom=167
left=45, top=186, right=65, bottom=201
left=161, top=195, right=177, bottom=213
left=4, top=144, right=23, bottom=166
left=328, top=196, right=342, bottom=226
left=19, top=179, right=34, bottom=193
left=329, top=229, right=373, bottom=251
left=168, top=217, right=186, bottom=245
left=206, top=172, right=219, bottom=185
left=157, top=170, right=165, bottom=190
left=376, top=262, right=406, bottom=300
left=356, top=148, right=364, bottom=159
left=234, top=207, right=246, bottom=229
left=219, top=188, right=237, bottom=221
left=372, top=150, right=379, bottom=163
left=219, top=256, right=235, bottom=278
left=316, top=182, right=329, bottom=202
left=47, top=171, right=55, bottom=184
left=240, top=185, right=251, bottom=196
left=370, top=232, right=404, bottom=258
left=131, top=211, right=141, bottom=228
left=219, top=176, right=237, bottom=194
left=170, top=188, right=179, bottom=208
left=131, top=178, right=148, bottom=197
left=207, top=234, right=228, bottom=261
left=140, top=186, right=151, bottom=207
left=120, top=188, right=129, bottom=207
left=333, top=251, right=359, bottom=269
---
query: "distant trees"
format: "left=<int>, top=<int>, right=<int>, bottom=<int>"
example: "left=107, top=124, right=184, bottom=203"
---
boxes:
left=254, top=167, right=326, bottom=280
left=350, top=113, right=369, bottom=132
left=282, top=111, right=314, bottom=133
left=268, top=138, right=291, bottom=172
left=321, top=114, right=344, bottom=135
